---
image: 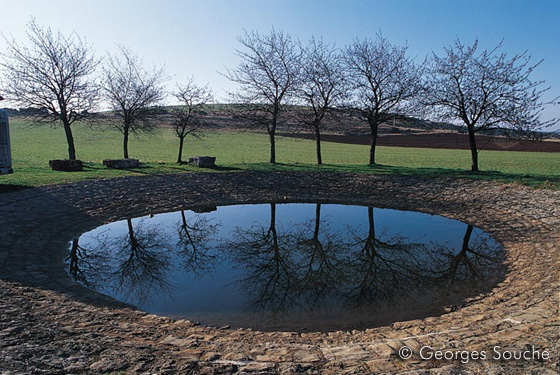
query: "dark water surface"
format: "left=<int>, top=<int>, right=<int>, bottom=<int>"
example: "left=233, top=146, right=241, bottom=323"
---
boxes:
left=69, top=203, right=504, bottom=332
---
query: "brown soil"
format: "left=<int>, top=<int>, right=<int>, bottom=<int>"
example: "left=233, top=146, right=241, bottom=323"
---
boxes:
left=280, top=132, right=560, bottom=152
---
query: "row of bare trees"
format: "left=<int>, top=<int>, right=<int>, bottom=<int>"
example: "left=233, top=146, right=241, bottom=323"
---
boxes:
left=226, top=29, right=557, bottom=171
left=103, top=50, right=214, bottom=163
left=1, top=22, right=557, bottom=172
left=0, top=20, right=212, bottom=163
left=225, top=31, right=422, bottom=166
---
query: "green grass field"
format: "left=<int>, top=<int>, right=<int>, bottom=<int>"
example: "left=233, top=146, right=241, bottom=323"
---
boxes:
left=2, top=120, right=559, bottom=188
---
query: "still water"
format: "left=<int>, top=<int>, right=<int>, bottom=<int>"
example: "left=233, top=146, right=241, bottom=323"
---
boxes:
left=69, top=203, right=504, bottom=331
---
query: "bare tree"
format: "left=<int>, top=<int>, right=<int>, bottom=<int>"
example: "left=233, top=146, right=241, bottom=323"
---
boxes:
left=424, top=39, right=558, bottom=171
left=343, top=34, right=423, bottom=165
left=102, top=47, right=166, bottom=159
left=293, top=204, right=349, bottom=303
left=225, top=29, right=301, bottom=164
left=175, top=210, right=219, bottom=276
left=172, top=78, right=214, bottom=163
left=224, top=204, right=297, bottom=312
left=111, top=218, right=172, bottom=305
left=0, top=20, right=99, bottom=159
left=298, top=37, right=346, bottom=165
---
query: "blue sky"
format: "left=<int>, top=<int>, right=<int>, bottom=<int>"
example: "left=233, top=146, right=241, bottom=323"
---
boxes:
left=1, top=0, right=559, bottom=128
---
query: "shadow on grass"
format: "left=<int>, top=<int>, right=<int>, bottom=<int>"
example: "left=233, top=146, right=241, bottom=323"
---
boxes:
left=83, top=163, right=176, bottom=175
left=0, top=184, right=30, bottom=194
left=245, top=162, right=560, bottom=189
left=373, top=164, right=560, bottom=187
left=205, top=165, right=243, bottom=172
left=82, top=163, right=152, bottom=171
left=84, top=162, right=243, bottom=174
left=28, top=161, right=557, bottom=190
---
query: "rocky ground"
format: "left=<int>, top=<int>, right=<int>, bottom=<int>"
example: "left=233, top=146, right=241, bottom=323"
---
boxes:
left=0, top=172, right=558, bottom=374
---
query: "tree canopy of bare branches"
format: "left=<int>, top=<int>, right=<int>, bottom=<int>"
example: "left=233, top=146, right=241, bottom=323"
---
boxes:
left=0, top=20, right=99, bottom=160
left=172, top=78, right=214, bottom=163
left=424, top=39, right=559, bottom=171
left=343, top=34, right=423, bottom=165
left=225, top=29, right=301, bottom=164
left=298, top=37, right=346, bottom=165
left=102, top=47, right=166, bottom=159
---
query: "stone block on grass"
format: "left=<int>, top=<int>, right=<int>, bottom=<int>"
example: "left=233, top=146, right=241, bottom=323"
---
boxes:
left=188, top=156, right=216, bottom=168
left=49, top=159, right=83, bottom=172
left=103, top=158, right=140, bottom=169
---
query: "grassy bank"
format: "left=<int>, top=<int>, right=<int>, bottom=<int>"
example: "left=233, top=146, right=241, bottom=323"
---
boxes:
left=2, top=120, right=559, bottom=188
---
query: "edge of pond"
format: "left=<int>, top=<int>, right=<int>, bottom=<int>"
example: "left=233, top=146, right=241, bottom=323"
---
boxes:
left=0, top=171, right=558, bottom=374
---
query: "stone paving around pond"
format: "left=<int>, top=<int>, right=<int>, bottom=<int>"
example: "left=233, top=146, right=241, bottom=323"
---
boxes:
left=0, top=172, right=558, bottom=375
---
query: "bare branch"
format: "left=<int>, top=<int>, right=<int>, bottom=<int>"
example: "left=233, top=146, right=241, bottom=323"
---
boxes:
left=424, top=38, right=559, bottom=171
left=298, top=37, right=347, bottom=164
left=171, top=77, right=214, bottom=163
left=223, top=29, right=301, bottom=163
left=0, top=19, right=99, bottom=159
left=101, top=46, right=166, bottom=158
left=343, top=33, right=423, bottom=165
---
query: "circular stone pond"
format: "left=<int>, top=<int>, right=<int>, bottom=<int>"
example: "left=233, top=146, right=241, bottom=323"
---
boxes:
left=69, top=203, right=505, bottom=332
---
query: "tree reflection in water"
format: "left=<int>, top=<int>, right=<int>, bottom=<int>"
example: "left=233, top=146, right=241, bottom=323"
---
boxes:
left=111, top=218, right=173, bottom=305
left=68, top=238, right=110, bottom=288
left=292, top=203, right=349, bottom=307
left=175, top=210, right=219, bottom=278
left=223, top=204, right=503, bottom=327
left=71, top=218, right=173, bottom=306
left=428, top=224, right=504, bottom=294
left=344, top=206, right=432, bottom=305
left=70, top=203, right=504, bottom=331
left=225, top=204, right=297, bottom=313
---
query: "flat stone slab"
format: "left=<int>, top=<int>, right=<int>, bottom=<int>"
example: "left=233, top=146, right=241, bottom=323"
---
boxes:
left=0, top=172, right=558, bottom=374
left=103, top=158, right=140, bottom=169
left=48, top=159, right=83, bottom=171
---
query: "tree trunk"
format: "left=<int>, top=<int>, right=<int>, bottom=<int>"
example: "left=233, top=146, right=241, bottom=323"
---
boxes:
left=467, top=126, right=479, bottom=172
left=368, top=122, right=379, bottom=166
left=123, top=126, right=130, bottom=159
left=365, top=206, right=375, bottom=257
left=269, top=130, right=276, bottom=164
left=368, top=207, right=375, bottom=239
left=448, top=224, right=475, bottom=281
left=269, top=203, right=278, bottom=250
left=69, top=239, right=79, bottom=279
left=177, top=136, right=185, bottom=164
left=314, top=203, right=321, bottom=239
left=461, top=224, right=474, bottom=253
left=270, top=106, right=279, bottom=164
left=181, top=210, right=187, bottom=229
left=315, top=125, right=323, bottom=165
left=126, top=218, right=137, bottom=252
left=270, top=203, right=276, bottom=228
left=62, top=121, right=77, bottom=160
